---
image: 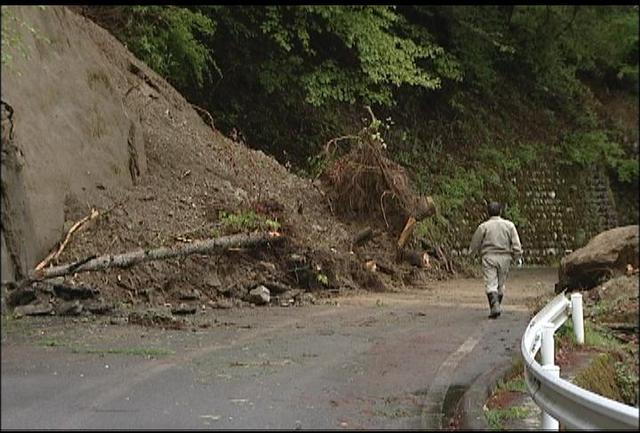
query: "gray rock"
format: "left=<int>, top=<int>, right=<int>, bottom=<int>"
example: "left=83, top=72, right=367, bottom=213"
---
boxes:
left=248, top=285, right=270, bottom=305
left=295, top=292, right=316, bottom=305
left=557, top=225, right=639, bottom=292
left=177, top=289, right=201, bottom=301
left=53, top=284, right=99, bottom=300
left=13, top=303, right=54, bottom=317
left=56, top=300, right=83, bottom=316
left=85, top=300, right=113, bottom=315
left=209, top=298, right=233, bottom=309
left=5, top=286, right=37, bottom=307
left=171, top=302, right=197, bottom=315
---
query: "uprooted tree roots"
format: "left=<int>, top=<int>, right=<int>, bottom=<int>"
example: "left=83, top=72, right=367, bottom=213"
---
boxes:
left=322, top=108, right=435, bottom=233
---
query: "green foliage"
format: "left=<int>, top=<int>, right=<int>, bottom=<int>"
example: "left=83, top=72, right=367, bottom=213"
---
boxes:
left=111, top=6, right=217, bottom=88
left=496, top=377, right=527, bottom=393
left=484, top=406, right=531, bottom=430
left=218, top=210, right=280, bottom=234
left=614, top=358, right=639, bottom=406
left=316, top=272, right=329, bottom=286
left=1, top=6, right=51, bottom=74
left=88, top=4, right=638, bottom=192
left=558, top=130, right=639, bottom=183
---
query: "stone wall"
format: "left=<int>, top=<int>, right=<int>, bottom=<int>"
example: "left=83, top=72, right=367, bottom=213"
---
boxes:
left=449, top=163, right=621, bottom=265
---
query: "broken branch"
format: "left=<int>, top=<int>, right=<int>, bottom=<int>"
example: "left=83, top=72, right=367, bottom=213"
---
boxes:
left=27, top=232, right=284, bottom=283
left=35, top=208, right=100, bottom=271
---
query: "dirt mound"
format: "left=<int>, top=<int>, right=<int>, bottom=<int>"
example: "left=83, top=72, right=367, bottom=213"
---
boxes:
left=1, top=6, right=452, bottom=318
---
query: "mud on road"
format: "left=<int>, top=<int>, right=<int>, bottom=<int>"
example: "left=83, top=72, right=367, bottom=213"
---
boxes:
left=1, top=268, right=557, bottom=429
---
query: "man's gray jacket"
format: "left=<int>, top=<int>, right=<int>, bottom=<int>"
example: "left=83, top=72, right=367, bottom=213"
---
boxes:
left=469, top=216, right=522, bottom=259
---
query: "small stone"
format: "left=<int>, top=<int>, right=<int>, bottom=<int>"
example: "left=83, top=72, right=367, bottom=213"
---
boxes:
left=171, top=303, right=197, bottom=315
left=13, top=303, right=54, bottom=317
left=56, top=300, right=83, bottom=316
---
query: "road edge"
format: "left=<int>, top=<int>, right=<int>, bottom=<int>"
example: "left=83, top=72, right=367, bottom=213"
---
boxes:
left=457, top=361, right=514, bottom=430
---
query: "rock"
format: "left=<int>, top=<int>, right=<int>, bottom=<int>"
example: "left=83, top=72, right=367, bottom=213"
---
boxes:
left=177, top=289, right=201, bottom=301
left=128, top=308, right=183, bottom=329
left=556, top=225, right=639, bottom=292
left=218, top=283, right=247, bottom=299
left=53, top=284, right=99, bottom=301
left=247, top=285, right=270, bottom=305
left=209, top=298, right=233, bottom=309
left=109, top=317, right=128, bottom=325
left=5, top=286, right=37, bottom=307
left=56, top=300, right=83, bottom=316
left=13, top=303, right=54, bottom=318
left=171, top=302, right=197, bottom=315
left=295, top=292, right=316, bottom=305
left=85, top=300, right=113, bottom=315
left=261, top=281, right=293, bottom=295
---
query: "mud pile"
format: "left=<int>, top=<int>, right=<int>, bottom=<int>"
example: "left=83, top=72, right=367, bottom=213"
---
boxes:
left=1, top=6, right=450, bottom=320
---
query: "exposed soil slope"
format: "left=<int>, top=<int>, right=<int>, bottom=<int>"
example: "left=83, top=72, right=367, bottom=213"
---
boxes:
left=2, top=6, right=449, bottom=316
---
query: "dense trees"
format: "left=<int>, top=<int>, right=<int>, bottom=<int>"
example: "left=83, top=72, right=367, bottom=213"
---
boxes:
left=81, top=5, right=638, bottom=191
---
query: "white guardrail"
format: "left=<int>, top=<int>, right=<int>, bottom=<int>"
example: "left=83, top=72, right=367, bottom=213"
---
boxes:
left=521, top=291, right=640, bottom=430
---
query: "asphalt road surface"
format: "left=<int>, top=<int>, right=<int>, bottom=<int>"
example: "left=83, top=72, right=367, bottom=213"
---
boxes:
left=1, top=267, right=557, bottom=429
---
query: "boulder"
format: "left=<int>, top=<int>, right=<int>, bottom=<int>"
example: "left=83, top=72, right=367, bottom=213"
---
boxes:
left=247, top=285, right=270, bottom=305
left=556, top=225, right=639, bottom=292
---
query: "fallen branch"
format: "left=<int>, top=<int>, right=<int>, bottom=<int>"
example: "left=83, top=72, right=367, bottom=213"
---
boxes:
left=435, top=245, right=454, bottom=274
left=26, top=232, right=284, bottom=283
left=396, top=216, right=417, bottom=252
left=602, top=322, right=638, bottom=333
left=35, top=208, right=100, bottom=271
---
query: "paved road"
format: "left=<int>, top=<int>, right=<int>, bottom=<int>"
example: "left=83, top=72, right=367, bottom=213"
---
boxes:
left=1, top=268, right=557, bottom=429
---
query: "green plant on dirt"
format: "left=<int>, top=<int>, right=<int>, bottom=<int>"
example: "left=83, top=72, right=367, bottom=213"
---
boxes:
left=37, top=336, right=174, bottom=358
left=218, top=210, right=280, bottom=234
left=71, top=346, right=174, bottom=357
left=573, top=352, right=627, bottom=404
left=1, top=6, right=51, bottom=74
left=87, top=69, right=113, bottom=92
left=484, top=406, right=531, bottom=430
left=556, top=318, right=624, bottom=351
left=615, top=356, right=639, bottom=407
left=316, top=272, right=329, bottom=286
left=496, top=376, right=527, bottom=394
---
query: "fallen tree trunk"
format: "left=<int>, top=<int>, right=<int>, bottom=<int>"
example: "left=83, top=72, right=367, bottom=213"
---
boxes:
left=26, top=232, right=284, bottom=283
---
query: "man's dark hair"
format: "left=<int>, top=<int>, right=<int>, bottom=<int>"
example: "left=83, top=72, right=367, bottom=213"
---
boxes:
left=487, top=201, right=502, bottom=217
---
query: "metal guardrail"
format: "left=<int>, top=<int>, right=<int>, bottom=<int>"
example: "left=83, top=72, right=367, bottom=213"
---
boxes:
left=521, top=292, right=640, bottom=430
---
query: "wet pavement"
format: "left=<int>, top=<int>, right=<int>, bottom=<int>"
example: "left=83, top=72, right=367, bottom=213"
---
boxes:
left=1, top=268, right=558, bottom=429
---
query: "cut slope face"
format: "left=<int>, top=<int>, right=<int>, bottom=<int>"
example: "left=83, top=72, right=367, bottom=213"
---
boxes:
left=2, top=6, right=368, bottom=308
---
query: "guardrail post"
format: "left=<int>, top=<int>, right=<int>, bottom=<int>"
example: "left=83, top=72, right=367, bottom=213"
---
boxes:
left=570, top=293, right=584, bottom=345
left=541, top=323, right=559, bottom=431
left=541, top=323, right=555, bottom=366
left=541, top=365, right=561, bottom=430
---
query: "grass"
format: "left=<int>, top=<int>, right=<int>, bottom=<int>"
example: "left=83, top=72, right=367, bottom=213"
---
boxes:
left=36, top=337, right=173, bottom=357
left=496, top=376, right=527, bottom=393
left=218, top=210, right=280, bottom=234
left=484, top=406, right=531, bottom=430
left=71, top=346, right=174, bottom=357
left=556, top=318, right=624, bottom=351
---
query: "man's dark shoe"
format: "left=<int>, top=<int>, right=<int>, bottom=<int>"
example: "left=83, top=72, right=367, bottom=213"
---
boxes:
left=487, top=292, right=501, bottom=319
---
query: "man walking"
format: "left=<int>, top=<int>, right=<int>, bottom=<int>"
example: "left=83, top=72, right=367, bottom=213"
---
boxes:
left=469, top=201, right=523, bottom=319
